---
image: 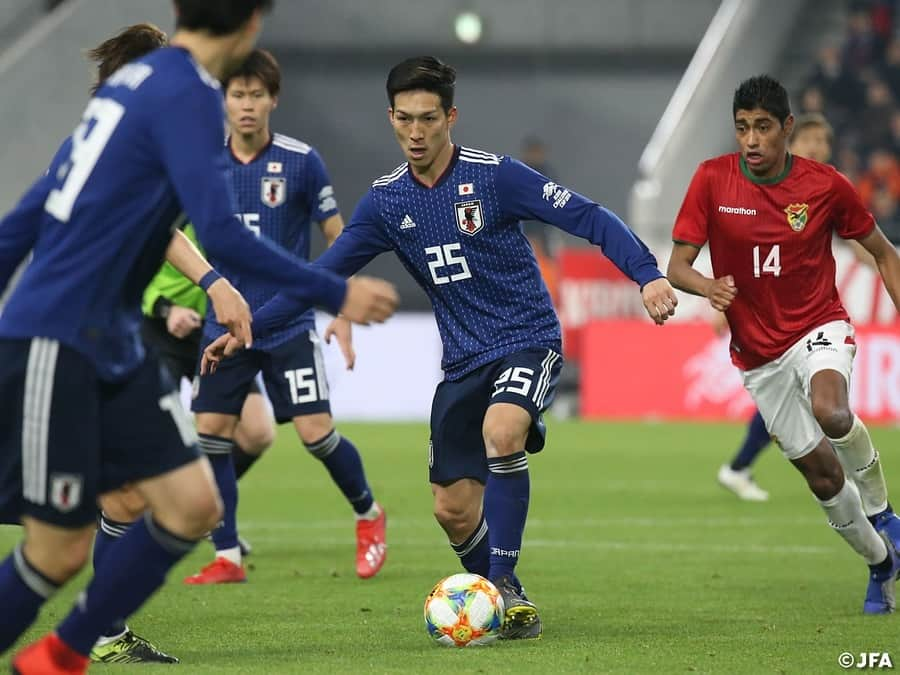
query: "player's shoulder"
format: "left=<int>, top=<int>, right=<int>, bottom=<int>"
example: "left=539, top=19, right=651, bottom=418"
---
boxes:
left=458, top=146, right=503, bottom=166
left=697, top=153, right=740, bottom=175
left=371, top=162, right=408, bottom=189
left=791, top=154, right=840, bottom=180
left=271, top=132, right=314, bottom=156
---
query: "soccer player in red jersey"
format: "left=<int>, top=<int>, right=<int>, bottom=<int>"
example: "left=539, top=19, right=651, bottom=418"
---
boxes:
left=668, top=75, right=900, bottom=614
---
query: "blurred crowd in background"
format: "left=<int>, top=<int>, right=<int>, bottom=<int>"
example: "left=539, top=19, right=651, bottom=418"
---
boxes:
left=799, top=0, right=900, bottom=244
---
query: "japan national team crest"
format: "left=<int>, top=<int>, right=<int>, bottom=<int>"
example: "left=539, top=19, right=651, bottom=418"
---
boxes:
left=49, top=473, right=83, bottom=513
left=784, top=203, right=808, bottom=232
left=455, top=199, right=483, bottom=236
left=261, top=177, right=286, bottom=208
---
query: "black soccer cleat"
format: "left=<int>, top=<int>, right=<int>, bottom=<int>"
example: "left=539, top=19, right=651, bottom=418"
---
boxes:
left=90, top=630, right=179, bottom=664
left=493, top=575, right=543, bottom=640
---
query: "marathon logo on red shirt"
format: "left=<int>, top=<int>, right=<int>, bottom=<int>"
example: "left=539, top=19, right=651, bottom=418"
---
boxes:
left=717, top=205, right=757, bottom=216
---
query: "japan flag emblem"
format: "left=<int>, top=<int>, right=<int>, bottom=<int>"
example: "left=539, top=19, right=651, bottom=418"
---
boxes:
left=261, top=177, right=286, bottom=208
left=455, top=199, right=483, bottom=236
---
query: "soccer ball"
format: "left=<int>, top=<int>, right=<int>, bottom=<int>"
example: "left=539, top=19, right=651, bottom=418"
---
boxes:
left=423, top=573, right=505, bottom=647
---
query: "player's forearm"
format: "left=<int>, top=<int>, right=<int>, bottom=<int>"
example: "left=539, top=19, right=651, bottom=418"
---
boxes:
left=875, top=252, right=900, bottom=314
left=321, top=214, right=344, bottom=248
left=666, top=260, right=712, bottom=298
left=165, top=229, right=212, bottom=284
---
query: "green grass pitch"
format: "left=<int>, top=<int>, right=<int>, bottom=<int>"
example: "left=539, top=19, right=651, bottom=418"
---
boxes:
left=2, top=420, right=898, bottom=673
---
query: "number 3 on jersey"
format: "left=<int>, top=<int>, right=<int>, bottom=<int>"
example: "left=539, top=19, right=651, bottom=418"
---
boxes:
left=752, top=244, right=781, bottom=278
left=45, top=98, right=125, bottom=222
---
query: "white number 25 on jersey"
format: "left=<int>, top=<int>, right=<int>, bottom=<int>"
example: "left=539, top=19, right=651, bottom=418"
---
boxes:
left=425, top=243, right=472, bottom=285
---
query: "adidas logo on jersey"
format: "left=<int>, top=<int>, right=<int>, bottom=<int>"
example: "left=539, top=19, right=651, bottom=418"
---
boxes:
left=400, top=214, right=417, bottom=229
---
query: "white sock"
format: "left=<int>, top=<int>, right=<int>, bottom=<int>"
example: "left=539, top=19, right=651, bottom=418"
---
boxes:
left=93, top=627, right=128, bottom=647
left=818, top=479, right=888, bottom=565
left=829, top=415, right=888, bottom=517
left=216, top=546, right=241, bottom=566
left=355, top=502, right=381, bottom=521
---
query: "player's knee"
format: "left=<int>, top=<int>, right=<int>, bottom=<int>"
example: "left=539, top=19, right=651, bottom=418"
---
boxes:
left=482, top=424, right=526, bottom=457
left=236, top=422, right=275, bottom=455
left=195, top=413, right=234, bottom=438
left=99, top=488, right=147, bottom=522
left=433, top=498, right=479, bottom=540
left=297, top=416, right=336, bottom=449
left=813, top=403, right=853, bottom=439
left=25, top=532, right=92, bottom=582
left=165, top=488, right=223, bottom=539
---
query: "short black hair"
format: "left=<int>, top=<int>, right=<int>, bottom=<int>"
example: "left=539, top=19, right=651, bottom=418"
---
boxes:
left=223, top=48, right=281, bottom=96
left=386, top=56, right=456, bottom=112
left=173, top=0, right=273, bottom=36
left=733, top=75, right=791, bottom=124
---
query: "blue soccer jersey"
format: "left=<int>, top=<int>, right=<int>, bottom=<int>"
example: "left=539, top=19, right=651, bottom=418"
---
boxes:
left=205, top=133, right=339, bottom=351
left=254, top=145, right=663, bottom=379
left=0, top=48, right=346, bottom=381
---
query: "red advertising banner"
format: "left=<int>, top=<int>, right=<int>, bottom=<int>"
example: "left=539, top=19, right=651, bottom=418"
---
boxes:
left=581, top=320, right=900, bottom=424
left=557, top=249, right=643, bottom=360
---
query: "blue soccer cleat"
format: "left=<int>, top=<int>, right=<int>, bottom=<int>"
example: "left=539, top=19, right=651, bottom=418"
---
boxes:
left=871, top=509, right=900, bottom=552
left=863, top=542, right=900, bottom=615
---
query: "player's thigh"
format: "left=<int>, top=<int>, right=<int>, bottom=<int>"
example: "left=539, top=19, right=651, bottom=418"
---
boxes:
left=99, top=353, right=201, bottom=502
left=261, top=331, right=331, bottom=425
left=429, top=372, right=491, bottom=485
left=800, top=320, right=856, bottom=411
left=0, top=338, right=102, bottom=530
left=191, top=337, right=260, bottom=429
left=742, top=356, right=822, bottom=460
left=234, top=386, right=275, bottom=455
left=487, top=347, right=563, bottom=454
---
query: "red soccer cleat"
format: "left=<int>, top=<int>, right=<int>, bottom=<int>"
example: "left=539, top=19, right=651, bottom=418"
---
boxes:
left=183, top=557, right=247, bottom=585
left=356, top=506, right=387, bottom=579
left=12, top=633, right=89, bottom=675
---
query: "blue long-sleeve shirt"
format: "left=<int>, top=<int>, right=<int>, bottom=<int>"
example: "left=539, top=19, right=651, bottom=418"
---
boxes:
left=0, top=47, right=346, bottom=380
left=254, top=146, right=663, bottom=379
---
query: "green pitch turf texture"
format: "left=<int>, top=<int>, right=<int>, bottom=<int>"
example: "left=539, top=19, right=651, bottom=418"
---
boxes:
left=3, top=420, right=899, bottom=673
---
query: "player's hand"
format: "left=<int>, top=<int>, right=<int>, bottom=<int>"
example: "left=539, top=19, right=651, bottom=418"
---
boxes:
left=200, top=333, right=245, bottom=375
left=706, top=275, right=738, bottom=312
left=324, top=317, right=355, bottom=370
left=206, top=278, right=253, bottom=348
left=166, top=306, right=202, bottom=339
left=641, top=277, right=678, bottom=325
left=339, top=276, right=399, bottom=325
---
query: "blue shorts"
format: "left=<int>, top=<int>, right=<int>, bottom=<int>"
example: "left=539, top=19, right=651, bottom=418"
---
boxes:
left=0, top=338, right=200, bottom=528
left=192, top=330, right=330, bottom=424
left=429, top=347, right=563, bottom=485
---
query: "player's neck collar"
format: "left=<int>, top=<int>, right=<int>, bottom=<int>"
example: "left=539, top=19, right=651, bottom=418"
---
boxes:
left=739, top=152, right=793, bottom=185
left=408, top=145, right=460, bottom=189
left=228, top=132, right=273, bottom=165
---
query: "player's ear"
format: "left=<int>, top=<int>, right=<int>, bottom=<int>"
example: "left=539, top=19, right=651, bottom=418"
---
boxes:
left=447, top=106, right=458, bottom=128
left=388, top=107, right=395, bottom=123
left=782, top=114, right=795, bottom=139
left=272, top=96, right=278, bottom=110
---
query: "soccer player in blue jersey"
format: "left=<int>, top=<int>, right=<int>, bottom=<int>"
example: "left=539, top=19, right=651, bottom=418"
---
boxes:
left=185, top=49, right=387, bottom=585
left=0, top=2, right=398, bottom=672
left=206, top=56, right=677, bottom=639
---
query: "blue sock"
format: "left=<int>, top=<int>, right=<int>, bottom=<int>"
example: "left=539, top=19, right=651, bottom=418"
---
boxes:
left=0, top=544, right=60, bottom=652
left=56, top=515, right=195, bottom=656
left=305, top=430, right=374, bottom=515
left=200, top=434, right=239, bottom=552
left=730, top=410, right=770, bottom=471
left=451, top=513, right=490, bottom=577
left=95, top=514, right=133, bottom=638
left=485, top=451, right=530, bottom=582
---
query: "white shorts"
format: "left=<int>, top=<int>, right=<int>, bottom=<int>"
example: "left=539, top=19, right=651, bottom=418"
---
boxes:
left=741, top=320, right=856, bottom=460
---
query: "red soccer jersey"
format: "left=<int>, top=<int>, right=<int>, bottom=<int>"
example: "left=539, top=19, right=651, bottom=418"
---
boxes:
left=672, top=153, right=875, bottom=370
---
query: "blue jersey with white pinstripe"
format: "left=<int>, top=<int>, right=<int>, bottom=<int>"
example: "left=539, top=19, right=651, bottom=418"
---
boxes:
left=254, top=145, right=663, bottom=380
left=0, top=48, right=346, bottom=381
left=204, top=133, right=339, bottom=351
